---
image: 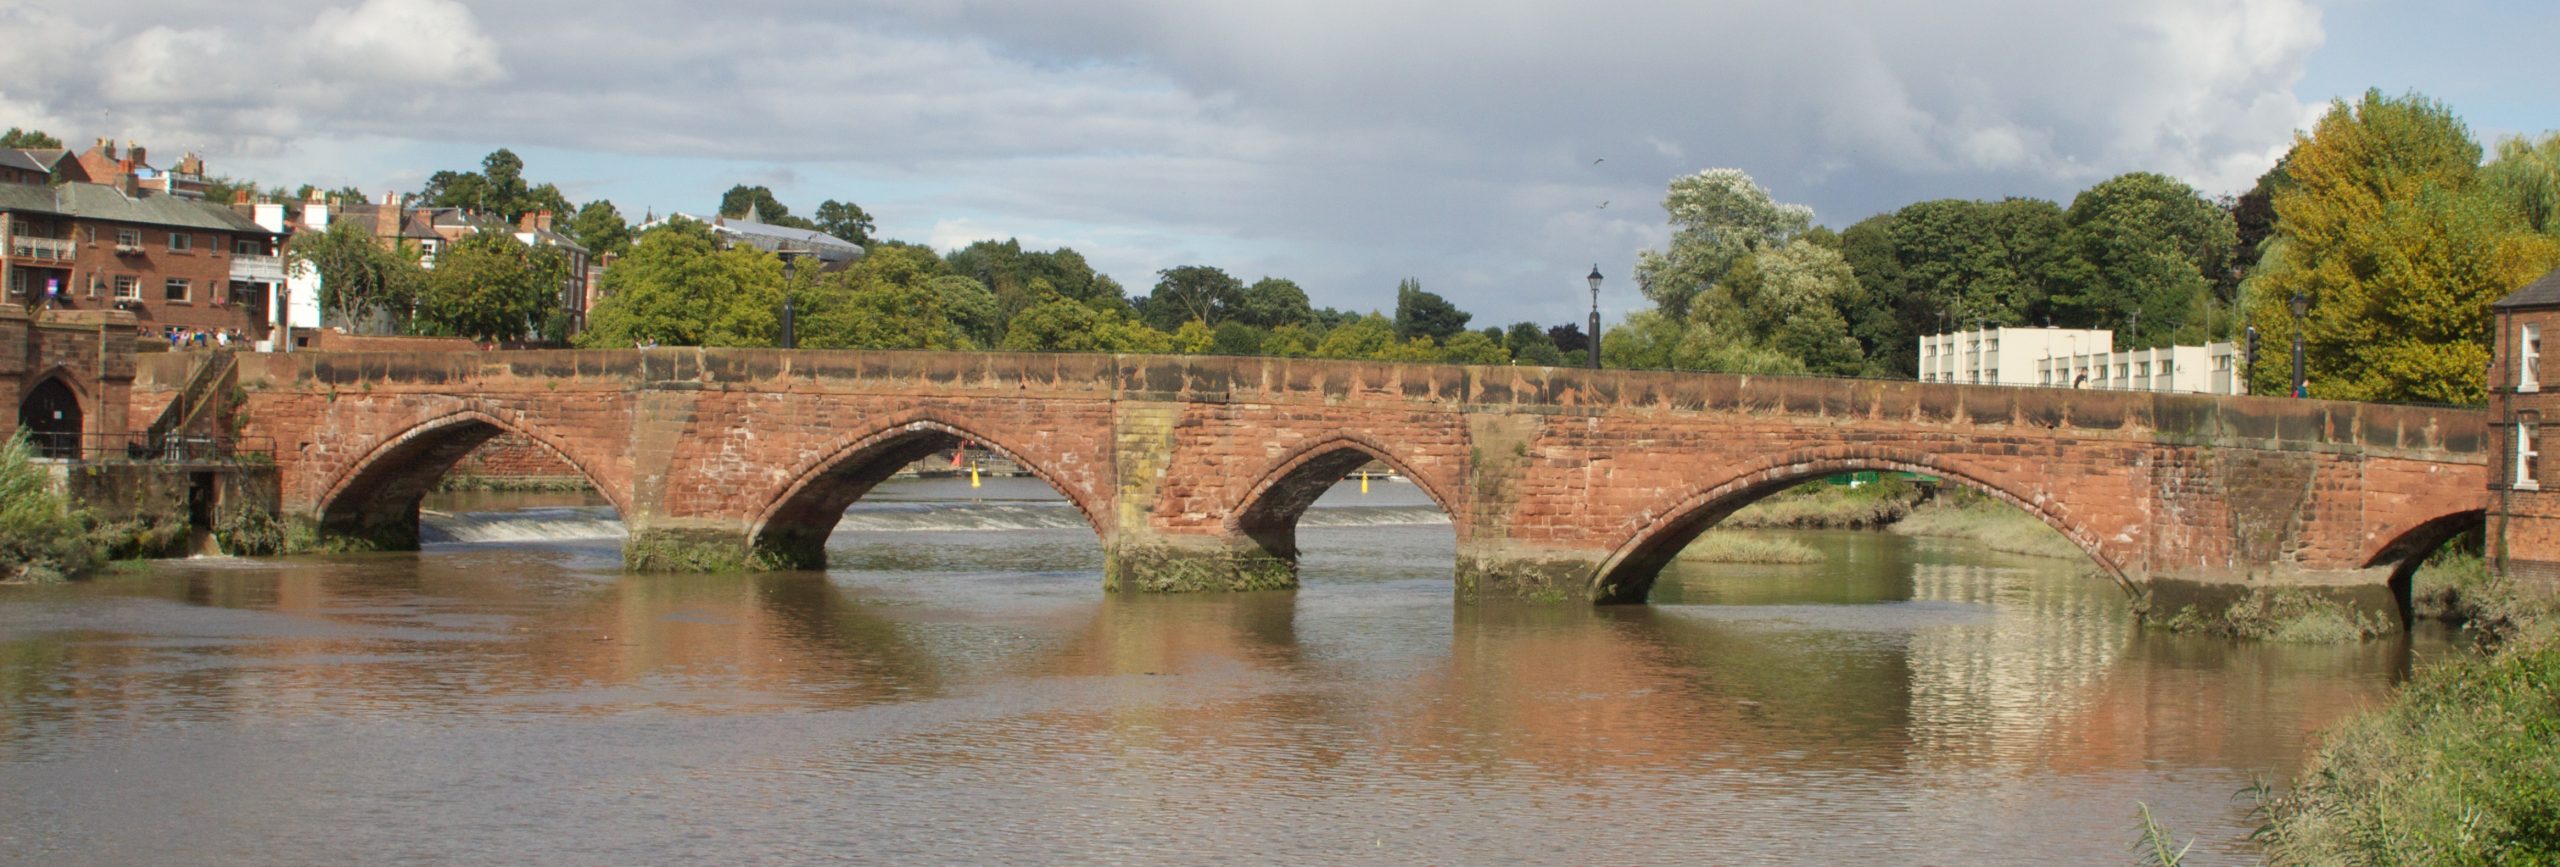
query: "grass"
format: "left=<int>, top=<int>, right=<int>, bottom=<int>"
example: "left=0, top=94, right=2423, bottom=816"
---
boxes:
left=1675, top=532, right=1826, bottom=564
left=1721, top=479, right=1920, bottom=529
left=2254, top=608, right=2560, bottom=864
left=1887, top=490, right=2087, bottom=561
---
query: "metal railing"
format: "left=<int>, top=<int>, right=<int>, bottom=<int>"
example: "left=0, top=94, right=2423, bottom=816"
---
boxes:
left=7, top=235, right=74, bottom=262
left=19, top=431, right=275, bottom=465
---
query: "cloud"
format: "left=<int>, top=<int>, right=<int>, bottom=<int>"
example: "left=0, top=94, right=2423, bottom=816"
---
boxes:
left=0, top=0, right=2329, bottom=324
left=304, top=0, right=503, bottom=86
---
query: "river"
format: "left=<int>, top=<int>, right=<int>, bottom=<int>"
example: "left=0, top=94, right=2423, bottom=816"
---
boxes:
left=0, top=476, right=2463, bottom=864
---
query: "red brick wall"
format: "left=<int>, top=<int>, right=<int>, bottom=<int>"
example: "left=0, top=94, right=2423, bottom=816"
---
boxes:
left=225, top=349, right=2490, bottom=595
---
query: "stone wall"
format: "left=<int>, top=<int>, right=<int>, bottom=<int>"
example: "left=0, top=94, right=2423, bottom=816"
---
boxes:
left=219, top=348, right=2490, bottom=601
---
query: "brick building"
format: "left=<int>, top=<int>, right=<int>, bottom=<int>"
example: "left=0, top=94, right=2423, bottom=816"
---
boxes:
left=2489, top=266, right=2560, bottom=592
left=0, top=181, right=285, bottom=340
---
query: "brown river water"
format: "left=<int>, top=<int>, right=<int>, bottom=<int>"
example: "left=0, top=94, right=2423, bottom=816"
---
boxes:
left=0, top=477, right=2465, bottom=864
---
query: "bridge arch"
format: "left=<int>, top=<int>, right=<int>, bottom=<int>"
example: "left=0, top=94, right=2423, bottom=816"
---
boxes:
left=2362, top=508, right=2489, bottom=620
left=1590, top=446, right=2126, bottom=604
left=752, top=412, right=1106, bottom=569
left=317, top=409, right=623, bottom=549
left=1225, top=431, right=1462, bottom=579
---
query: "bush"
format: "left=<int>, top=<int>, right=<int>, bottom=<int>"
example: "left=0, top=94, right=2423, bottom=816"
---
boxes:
left=2256, top=618, right=2560, bottom=863
left=0, top=431, right=101, bottom=582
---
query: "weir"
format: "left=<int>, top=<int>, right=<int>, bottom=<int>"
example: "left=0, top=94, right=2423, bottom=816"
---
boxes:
left=134, top=347, right=2488, bottom=605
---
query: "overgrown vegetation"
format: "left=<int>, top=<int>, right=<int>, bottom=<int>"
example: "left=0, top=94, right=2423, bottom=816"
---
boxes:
left=0, top=432, right=101, bottom=583
left=1675, top=532, right=1825, bottom=564
left=2255, top=609, right=2560, bottom=863
left=2157, top=588, right=2399, bottom=643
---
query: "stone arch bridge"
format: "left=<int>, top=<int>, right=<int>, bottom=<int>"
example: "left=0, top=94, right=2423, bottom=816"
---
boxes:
left=177, top=348, right=2487, bottom=606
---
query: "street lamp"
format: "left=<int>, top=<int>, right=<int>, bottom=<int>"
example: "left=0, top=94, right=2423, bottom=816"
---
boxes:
left=1586, top=264, right=1603, bottom=370
left=780, top=252, right=799, bottom=350
left=2288, top=290, right=2308, bottom=398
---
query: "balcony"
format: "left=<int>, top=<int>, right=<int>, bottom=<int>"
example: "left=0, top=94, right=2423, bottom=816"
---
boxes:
left=7, top=235, right=74, bottom=262
left=229, top=253, right=286, bottom=283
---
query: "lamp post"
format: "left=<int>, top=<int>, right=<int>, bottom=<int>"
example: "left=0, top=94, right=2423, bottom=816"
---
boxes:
left=1585, top=265, right=1603, bottom=370
left=780, top=253, right=798, bottom=350
left=2288, top=290, right=2308, bottom=398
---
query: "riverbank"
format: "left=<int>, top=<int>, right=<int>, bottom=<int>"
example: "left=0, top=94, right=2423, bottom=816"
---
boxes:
left=2255, top=600, right=2559, bottom=863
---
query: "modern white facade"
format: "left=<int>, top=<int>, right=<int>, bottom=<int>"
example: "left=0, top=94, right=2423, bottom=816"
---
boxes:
left=1919, top=326, right=2248, bottom=395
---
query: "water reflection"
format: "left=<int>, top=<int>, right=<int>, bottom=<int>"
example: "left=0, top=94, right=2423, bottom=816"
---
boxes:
left=0, top=484, right=2468, bottom=863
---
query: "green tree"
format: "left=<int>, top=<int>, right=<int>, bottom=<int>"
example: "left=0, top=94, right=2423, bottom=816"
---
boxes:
left=1315, top=313, right=1401, bottom=359
left=1438, top=330, right=1510, bottom=365
left=577, top=218, right=783, bottom=348
left=2245, top=89, right=2560, bottom=403
left=716, top=184, right=818, bottom=230
left=1392, top=278, right=1471, bottom=342
left=1634, top=168, right=1815, bottom=319
left=999, top=294, right=1172, bottom=353
left=417, top=232, right=566, bottom=342
left=2058, top=172, right=2236, bottom=347
left=0, top=128, right=63, bottom=149
left=811, top=199, right=875, bottom=245
left=1504, top=321, right=1564, bottom=366
left=1235, top=277, right=1314, bottom=328
left=566, top=200, right=632, bottom=257
left=289, top=218, right=424, bottom=334
left=1139, top=265, right=1246, bottom=329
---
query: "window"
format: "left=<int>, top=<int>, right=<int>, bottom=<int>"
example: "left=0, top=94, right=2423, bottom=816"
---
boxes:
left=2518, top=421, right=2542, bottom=490
left=114, top=276, right=138, bottom=299
left=2522, top=323, right=2542, bottom=393
left=168, top=232, right=193, bottom=252
left=163, top=278, right=189, bottom=303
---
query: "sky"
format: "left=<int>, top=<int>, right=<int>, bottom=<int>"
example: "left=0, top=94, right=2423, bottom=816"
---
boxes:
left=3, top=0, right=2554, bottom=329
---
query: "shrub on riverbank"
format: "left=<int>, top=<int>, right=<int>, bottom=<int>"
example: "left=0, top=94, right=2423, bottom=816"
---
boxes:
left=2256, top=614, right=2560, bottom=863
left=1721, top=478, right=1919, bottom=529
left=2158, top=588, right=2398, bottom=643
left=1676, top=532, right=1825, bottom=564
left=1887, top=491, right=2087, bottom=560
left=0, top=432, right=101, bottom=583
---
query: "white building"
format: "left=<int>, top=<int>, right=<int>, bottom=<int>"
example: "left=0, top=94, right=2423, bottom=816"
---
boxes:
left=1919, top=326, right=2248, bottom=395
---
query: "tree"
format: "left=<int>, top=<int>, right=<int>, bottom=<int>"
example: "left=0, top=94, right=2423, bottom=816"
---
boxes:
left=289, top=218, right=423, bottom=334
left=716, top=184, right=818, bottom=230
left=416, top=232, right=565, bottom=343
left=812, top=199, right=875, bottom=245
left=1235, top=277, right=1314, bottom=328
left=577, top=218, right=783, bottom=348
left=0, top=128, right=62, bottom=149
left=2058, top=172, right=2236, bottom=347
left=566, top=200, right=632, bottom=258
left=1392, top=278, right=1470, bottom=342
left=1633, top=168, right=1815, bottom=319
left=2244, top=89, right=2560, bottom=403
left=999, top=294, right=1172, bottom=353
left=1138, top=265, right=1246, bottom=330
left=1504, top=321, right=1564, bottom=366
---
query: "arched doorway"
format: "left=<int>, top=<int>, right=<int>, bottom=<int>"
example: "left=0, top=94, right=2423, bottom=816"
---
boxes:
left=17, top=377, right=83, bottom=459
